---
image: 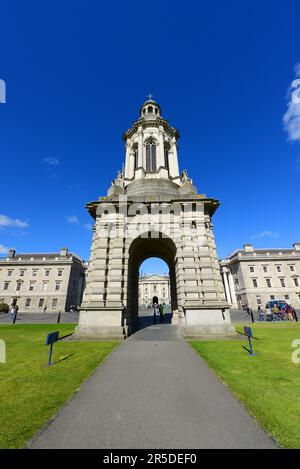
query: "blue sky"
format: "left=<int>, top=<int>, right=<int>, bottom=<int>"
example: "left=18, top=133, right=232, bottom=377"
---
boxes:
left=1, top=1, right=300, bottom=274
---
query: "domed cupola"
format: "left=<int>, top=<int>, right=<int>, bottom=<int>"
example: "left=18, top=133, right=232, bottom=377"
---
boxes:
left=140, top=95, right=161, bottom=119
left=120, top=97, right=181, bottom=191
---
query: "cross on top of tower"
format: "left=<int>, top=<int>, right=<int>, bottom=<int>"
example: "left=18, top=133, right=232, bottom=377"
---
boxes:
left=147, top=93, right=154, bottom=101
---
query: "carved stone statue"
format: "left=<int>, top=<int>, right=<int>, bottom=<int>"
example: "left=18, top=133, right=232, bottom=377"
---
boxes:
left=181, top=169, right=190, bottom=182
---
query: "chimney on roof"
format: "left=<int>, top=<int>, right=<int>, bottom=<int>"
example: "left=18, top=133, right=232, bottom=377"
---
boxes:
left=8, top=249, right=16, bottom=258
left=244, top=244, right=254, bottom=253
left=60, top=247, right=68, bottom=257
left=293, top=243, right=300, bottom=251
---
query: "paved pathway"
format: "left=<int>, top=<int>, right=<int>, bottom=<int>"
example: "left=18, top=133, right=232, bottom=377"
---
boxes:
left=0, top=311, right=79, bottom=324
left=30, top=315, right=276, bottom=449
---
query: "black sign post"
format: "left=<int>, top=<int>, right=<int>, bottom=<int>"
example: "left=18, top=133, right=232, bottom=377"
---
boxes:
left=243, top=326, right=256, bottom=356
left=45, top=331, right=59, bottom=366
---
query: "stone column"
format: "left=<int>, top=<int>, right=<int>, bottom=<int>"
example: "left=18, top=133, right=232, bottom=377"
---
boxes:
left=228, top=271, right=238, bottom=307
left=169, top=138, right=180, bottom=179
left=105, top=237, right=124, bottom=308
left=81, top=223, right=108, bottom=307
left=158, top=127, right=165, bottom=169
left=138, top=129, right=143, bottom=168
left=124, top=141, right=132, bottom=179
left=222, top=270, right=231, bottom=304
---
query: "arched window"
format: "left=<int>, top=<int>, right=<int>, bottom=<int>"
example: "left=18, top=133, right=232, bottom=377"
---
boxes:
left=164, top=143, right=170, bottom=171
left=148, top=106, right=153, bottom=113
left=146, top=140, right=157, bottom=172
left=133, top=144, right=138, bottom=170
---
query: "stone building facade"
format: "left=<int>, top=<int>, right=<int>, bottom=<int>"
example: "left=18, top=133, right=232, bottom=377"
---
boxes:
left=76, top=98, right=232, bottom=340
left=220, top=243, right=300, bottom=310
left=139, top=274, right=170, bottom=305
left=0, top=248, right=86, bottom=313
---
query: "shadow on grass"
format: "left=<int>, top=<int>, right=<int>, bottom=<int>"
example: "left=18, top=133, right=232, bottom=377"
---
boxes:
left=237, top=330, right=259, bottom=341
left=58, top=333, right=74, bottom=341
left=52, top=353, right=74, bottom=364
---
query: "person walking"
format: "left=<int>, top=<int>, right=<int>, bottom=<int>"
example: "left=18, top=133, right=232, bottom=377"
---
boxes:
left=272, top=304, right=280, bottom=321
left=152, top=302, right=158, bottom=324
left=258, top=306, right=264, bottom=321
left=9, top=303, right=18, bottom=323
left=265, top=306, right=272, bottom=322
left=279, top=305, right=286, bottom=321
left=159, top=303, right=164, bottom=323
left=292, top=307, right=298, bottom=322
left=286, top=305, right=294, bottom=321
left=8, top=304, right=15, bottom=322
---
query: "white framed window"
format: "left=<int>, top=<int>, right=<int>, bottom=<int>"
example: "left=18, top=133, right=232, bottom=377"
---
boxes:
left=164, top=143, right=170, bottom=170
left=45, top=270, right=50, bottom=277
left=252, top=279, right=258, bottom=288
left=289, top=265, right=295, bottom=272
left=29, top=282, right=35, bottom=291
left=4, top=282, right=9, bottom=291
left=52, top=298, right=58, bottom=308
left=20, top=270, right=25, bottom=277
left=42, top=282, right=48, bottom=292
left=294, top=278, right=299, bottom=287
left=276, top=265, right=282, bottom=273
left=32, top=270, right=38, bottom=277
left=133, top=144, right=138, bottom=170
left=25, top=298, right=31, bottom=308
left=7, top=270, right=13, bottom=277
left=146, top=140, right=157, bottom=172
left=38, top=298, right=44, bottom=308
left=280, top=278, right=286, bottom=288
left=55, top=282, right=61, bottom=291
left=16, top=282, right=22, bottom=292
left=58, top=270, right=63, bottom=277
left=266, top=278, right=272, bottom=288
left=262, top=265, right=268, bottom=273
left=249, top=266, right=255, bottom=273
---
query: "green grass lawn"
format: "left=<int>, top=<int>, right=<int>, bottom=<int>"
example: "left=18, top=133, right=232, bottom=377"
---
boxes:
left=190, top=322, right=300, bottom=448
left=0, top=324, right=119, bottom=448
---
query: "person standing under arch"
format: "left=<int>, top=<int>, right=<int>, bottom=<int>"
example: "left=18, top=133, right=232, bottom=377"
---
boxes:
left=152, top=296, right=158, bottom=324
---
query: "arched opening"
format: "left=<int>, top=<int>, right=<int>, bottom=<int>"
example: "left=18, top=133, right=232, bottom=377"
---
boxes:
left=126, top=232, right=178, bottom=330
left=139, top=258, right=170, bottom=301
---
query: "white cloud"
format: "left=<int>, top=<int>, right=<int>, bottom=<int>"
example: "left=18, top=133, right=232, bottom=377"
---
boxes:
left=66, top=215, right=79, bottom=224
left=0, top=214, right=29, bottom=228
left=283, top=63, right=300, bottom=142
left=84, top=223, right=93, bottom=231
left=251, top=230, right=279, bottom=240
left=43, top=157, right=60, bottom=166
left=0, top=244, right=9, bottom=254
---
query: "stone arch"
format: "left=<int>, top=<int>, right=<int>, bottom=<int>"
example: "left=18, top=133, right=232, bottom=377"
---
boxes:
left=126, top=231, right=178, bottom=326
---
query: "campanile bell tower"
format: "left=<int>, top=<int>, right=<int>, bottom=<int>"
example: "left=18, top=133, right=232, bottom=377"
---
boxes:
left=76, top=97, right=234, bottom=340
left=123, top=97, right=180, bottom=186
